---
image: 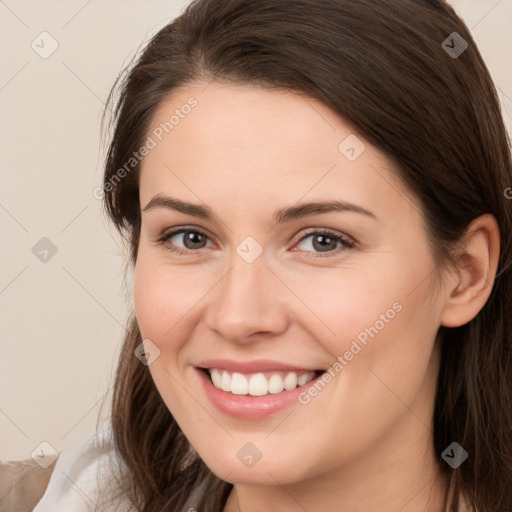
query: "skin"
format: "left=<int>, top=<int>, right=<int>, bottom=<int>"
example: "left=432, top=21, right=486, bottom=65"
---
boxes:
left=133, top=81, right=500, bottom=512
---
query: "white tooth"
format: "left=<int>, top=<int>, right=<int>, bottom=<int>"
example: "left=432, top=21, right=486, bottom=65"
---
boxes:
left=210, top=369, right=222, bottom=388
left=297, top=373, right=310, bottom=386
left=231, top=372, right=249, bottom=395
left=220, top=371, right=231, bottom=392
left=248, top=373, right=268, bottom=396
left=298, top=372, right=316, bottom=386
left=283, top=372, right=298, bottom=390
left=268, top=374, right=284, bottom=394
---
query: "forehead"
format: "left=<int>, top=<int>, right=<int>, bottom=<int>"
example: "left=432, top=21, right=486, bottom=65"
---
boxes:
left=147, top=82, right=343, bottom=162
left=139, top=81, right=417, bottom=223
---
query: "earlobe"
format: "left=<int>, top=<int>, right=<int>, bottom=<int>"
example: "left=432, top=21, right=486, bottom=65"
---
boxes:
left=440, top=214, right=500, bottom=328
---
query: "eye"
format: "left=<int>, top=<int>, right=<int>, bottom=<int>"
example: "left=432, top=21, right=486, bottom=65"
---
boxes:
left=155, top=227, right=355, bottom=258
left=291, top=229, right=355, bottom=257
left=156, top=227, right=213, bottom=255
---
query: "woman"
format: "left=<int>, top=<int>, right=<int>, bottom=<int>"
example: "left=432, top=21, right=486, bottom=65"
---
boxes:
left=35, top=0, right=512, bottom=511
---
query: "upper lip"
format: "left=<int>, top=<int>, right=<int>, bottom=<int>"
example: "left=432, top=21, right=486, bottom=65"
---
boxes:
left=196, top=358, right=322, bottom=373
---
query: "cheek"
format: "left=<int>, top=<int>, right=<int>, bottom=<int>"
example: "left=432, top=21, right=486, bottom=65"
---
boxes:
left=133, top=253, right=207, bottom=340
left=133, top=256, right=200, bottom=413
left=281, top=264, right=406, bottom=356
left=321, top=266, right=440, bottom=426
left=291, top=252, right=440, bottom=395
left=306, top=253, right=436, bottom=350
left=133, top=262, right=170, bottom=340
left=289, top=271, right=439, bottom=469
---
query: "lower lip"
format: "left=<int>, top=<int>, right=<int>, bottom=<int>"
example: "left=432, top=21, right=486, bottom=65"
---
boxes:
left=196, top=368, right=323, bottom=419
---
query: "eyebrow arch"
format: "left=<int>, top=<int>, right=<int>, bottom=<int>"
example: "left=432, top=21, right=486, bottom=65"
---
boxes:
left=142, top=194, right=378, bottom=223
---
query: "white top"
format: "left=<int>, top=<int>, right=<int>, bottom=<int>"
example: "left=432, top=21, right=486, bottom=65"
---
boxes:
left=32, top=428, right=134, bottom=512
left=32, top=427, right=208, bottom=512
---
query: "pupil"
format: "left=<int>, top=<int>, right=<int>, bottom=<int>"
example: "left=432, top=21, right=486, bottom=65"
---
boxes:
left=185, top=231, right=205, bottom=249
left=313, top=234, right=336, bottom=252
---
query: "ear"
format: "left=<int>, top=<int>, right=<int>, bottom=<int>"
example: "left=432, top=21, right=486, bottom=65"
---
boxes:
left=440, top=213, right=500, bottom=328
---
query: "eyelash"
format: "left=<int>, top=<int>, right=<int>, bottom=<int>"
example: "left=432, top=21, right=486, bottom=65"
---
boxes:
left=155, top=227, right=356, bottom=258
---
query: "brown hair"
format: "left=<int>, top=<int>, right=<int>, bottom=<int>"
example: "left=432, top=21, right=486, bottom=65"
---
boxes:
left=100, top=1, right=512, bottom=510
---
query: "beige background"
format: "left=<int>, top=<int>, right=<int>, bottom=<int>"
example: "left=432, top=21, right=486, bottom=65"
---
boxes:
left=1, top=0, right=511, bottom=461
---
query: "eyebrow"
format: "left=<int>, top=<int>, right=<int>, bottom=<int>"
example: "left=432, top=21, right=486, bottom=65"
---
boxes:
left=142, top=194, right=378, bottom=224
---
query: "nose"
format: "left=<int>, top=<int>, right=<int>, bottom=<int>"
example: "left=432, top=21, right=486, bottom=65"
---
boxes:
left=204, top=250, right=290, bottom=344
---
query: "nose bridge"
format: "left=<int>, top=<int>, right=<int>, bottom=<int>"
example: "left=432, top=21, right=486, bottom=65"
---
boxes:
left=206, top=247, right=288, bottom=341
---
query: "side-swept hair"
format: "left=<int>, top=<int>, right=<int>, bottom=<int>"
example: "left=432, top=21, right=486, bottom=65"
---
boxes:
left=100, top=1, right=512, bottom=510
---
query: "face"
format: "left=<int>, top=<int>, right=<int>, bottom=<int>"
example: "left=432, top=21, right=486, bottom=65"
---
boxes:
left=134, top=81, right=447, bottom=487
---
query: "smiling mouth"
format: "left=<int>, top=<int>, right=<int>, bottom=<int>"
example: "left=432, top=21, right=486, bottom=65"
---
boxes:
left=201, top=368, right=324, bottom=397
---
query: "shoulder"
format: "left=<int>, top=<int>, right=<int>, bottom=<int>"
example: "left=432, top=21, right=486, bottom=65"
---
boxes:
left=31, top=427, right=134, bottom=512
left=0, top=457, right=56, bottom=512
